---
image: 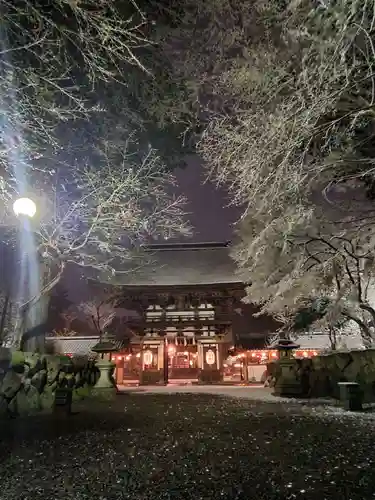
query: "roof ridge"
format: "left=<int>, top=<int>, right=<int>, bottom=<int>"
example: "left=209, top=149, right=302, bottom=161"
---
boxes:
left=145, top=241, right=231, bottom=251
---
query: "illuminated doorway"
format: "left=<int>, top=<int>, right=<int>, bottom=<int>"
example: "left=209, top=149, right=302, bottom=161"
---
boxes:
left=167, top=343, right=198, bottom=381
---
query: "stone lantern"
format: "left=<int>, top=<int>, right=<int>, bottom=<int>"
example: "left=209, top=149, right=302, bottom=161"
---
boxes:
left=272, top=339, right=300, bottom=359
left=91, top=334, right=118, bottom=398
left=268, top=339, right=301, bottom=397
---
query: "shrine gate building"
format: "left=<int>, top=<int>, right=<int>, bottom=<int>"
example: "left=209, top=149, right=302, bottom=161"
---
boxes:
left=110, top=242, right=251, bottom=385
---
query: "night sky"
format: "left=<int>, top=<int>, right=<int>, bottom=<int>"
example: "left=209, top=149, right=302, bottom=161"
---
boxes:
left=62, top=159, right=240, bottom=305
left=175, top=158, right=241, bottom=242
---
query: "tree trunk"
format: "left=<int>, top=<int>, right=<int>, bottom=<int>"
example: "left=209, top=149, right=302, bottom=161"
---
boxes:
left=14, top=261, right=65, bottom=352
left=20, top=293, right=51, bottom=352
left=328, top=326, right=337, bottom=350
left=343, top=312, right=373, bottom=347
left=0, top=291, right=10, bottom=346
left=359, top=303, right=375, bottom=328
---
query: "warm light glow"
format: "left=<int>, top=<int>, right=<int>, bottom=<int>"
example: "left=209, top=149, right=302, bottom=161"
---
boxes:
left=136, top=353, right=141, bottom=358
left=126, top=355, right=131, bottom=361
left=271, top=352, right=278, bottom=358
left=13, top=197, right=37, bottom=218
left=117, top=356, right=122, bottom=361
left=251, top=352, right=256, bottom=357
left=168, top=345, right=176, bottom=354
left=183, top=351, right=189, bottom=356
left=294, top=349, right=319, bottom=358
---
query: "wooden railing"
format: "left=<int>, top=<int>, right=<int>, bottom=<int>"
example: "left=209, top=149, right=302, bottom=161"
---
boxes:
left=127, top=316, right=232, bottom=329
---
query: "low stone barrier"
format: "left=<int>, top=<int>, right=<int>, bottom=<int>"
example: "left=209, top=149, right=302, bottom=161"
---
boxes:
left=0, top=349, right=100, bottom=418
left=268, top=348, right=375, bottom=401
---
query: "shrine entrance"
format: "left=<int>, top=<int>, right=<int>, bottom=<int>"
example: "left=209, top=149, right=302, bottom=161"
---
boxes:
left=120, top=336, right=227, bottom=385
left=166, top=343, right=198, bottom=382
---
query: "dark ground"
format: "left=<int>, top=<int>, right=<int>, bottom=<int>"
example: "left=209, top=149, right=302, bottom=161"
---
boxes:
left=0, top=394, right=374, bottom=500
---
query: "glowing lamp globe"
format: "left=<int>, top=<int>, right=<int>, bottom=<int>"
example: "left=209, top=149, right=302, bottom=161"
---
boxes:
left=13, top=197, right=37, bottom=218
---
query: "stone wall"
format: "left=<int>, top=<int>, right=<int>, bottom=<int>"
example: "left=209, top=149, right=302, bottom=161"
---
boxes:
left=0, top=349, right=99, bottom=418
left=268, top=348, right=375, bottom=401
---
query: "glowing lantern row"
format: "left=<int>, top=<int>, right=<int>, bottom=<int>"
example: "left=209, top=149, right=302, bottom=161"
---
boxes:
left=236, top=349, right=320, bottom=361
left=294, top=350, right=318, bottom=358
left=65, top=349, right=320, bottom=362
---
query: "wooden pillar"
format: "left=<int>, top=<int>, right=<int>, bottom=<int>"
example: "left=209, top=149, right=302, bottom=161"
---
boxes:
left=162, top=337, right=168, bottom=385
left=139, top=339, right=164, bottom=385
left=243, top=352, right=249, bottom=383
left=197, top=339, right=223, bottom=384
left=115, top=356, right=124, bottom=385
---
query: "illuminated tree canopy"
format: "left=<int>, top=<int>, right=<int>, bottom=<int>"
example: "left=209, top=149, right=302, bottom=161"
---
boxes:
left=0, top=0, right=190, bottom=348
left=146, top=0, right=375, bottom=341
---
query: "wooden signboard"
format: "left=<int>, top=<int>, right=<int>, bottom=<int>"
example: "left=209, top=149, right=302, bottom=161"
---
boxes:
left=53, top=388, right=73, bottom=415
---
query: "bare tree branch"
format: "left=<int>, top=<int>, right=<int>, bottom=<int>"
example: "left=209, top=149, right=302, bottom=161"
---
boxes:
left=0, top=1, right=192, bottom=349
left=78, top=300, right=116, bottom=337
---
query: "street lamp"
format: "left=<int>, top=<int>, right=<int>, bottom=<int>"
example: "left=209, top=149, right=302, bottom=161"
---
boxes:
left=7, top=196, right=41, bottom=352
left=12, top=197, right=37, bottom=218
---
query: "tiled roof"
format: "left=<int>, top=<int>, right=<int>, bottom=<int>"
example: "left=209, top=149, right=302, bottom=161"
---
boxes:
left=107, top=242, right=241, bottom=287
left=295, top=332, right=365, bottom=350
left=46, top=336, right=125, bottom=355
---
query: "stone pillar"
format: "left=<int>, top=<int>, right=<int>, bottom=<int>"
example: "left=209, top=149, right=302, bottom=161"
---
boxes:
left=273, top=358, right=302, bottom=397
left=92, top=359, right=117, bottom=399
left=270, top=341, right=302, bottom=397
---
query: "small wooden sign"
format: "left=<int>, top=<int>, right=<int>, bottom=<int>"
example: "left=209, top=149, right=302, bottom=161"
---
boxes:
left=54, top=388, right=72, bottom=414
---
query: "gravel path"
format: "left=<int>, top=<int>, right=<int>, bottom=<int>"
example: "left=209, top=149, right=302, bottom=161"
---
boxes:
left=1, top=393, right=375, bottom=500
left=117, top=384, right=318, bottom=402
left=118, top=384, right=279, bottom=400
